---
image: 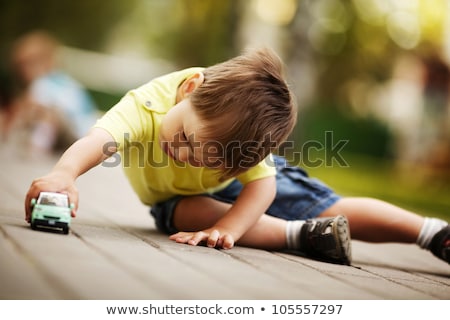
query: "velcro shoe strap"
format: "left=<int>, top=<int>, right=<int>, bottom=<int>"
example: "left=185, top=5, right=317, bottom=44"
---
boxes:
left=309, top=233, right=337, bottom=253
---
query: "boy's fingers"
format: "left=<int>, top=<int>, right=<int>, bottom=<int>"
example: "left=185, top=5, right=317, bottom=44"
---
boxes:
left=169, top=232, right=205, bottom=245
left=25, top=183, right=41, bottom=222
left=169, top=232, right=190, bottom=242
left=207, top=230, right=220, bottom=248
left=169, top=230, right=231, bottom=249
left=222, top=234, right=234, bottom=250
left=65, top=191, right=78, bottom=217
left=168, top=233, right=180, bottom=240
left=188, top=231, right=207, bottom=246
left=24, top=195, right=32, bottom=222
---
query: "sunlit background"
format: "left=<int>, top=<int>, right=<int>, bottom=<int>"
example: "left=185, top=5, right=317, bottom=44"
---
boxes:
left=1, top=0, right=449, bottom=219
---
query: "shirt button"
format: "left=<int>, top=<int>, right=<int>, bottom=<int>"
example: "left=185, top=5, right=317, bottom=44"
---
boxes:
left=145, top=101, right=152, bottom=107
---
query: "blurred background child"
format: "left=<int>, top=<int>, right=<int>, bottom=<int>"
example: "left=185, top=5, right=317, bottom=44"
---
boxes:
left=8, top=30, right=99, bottom=154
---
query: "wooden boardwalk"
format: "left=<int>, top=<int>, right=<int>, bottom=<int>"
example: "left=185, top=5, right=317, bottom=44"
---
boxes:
left=0, top=143, right=449, bottom=300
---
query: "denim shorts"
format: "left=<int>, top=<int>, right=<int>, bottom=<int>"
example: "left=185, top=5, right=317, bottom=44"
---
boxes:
left=150, top=155, right=341, bottom=234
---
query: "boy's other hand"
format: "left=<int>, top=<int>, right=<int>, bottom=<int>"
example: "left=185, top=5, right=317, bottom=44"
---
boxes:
left=169, top=228, right=235, bottom=250
left=25, top=171, right=78, bottom=223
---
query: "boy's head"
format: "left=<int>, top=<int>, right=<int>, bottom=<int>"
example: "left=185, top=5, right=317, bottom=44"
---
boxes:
left=190, top=47, right=297, bottom=179
left=160, top=47, right=297, bottom=180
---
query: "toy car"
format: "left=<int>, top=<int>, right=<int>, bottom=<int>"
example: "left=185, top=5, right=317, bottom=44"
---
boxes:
left=30, top=192, right=73, bottom=234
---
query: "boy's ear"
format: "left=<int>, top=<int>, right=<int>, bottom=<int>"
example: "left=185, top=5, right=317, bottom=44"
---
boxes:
left=179, top=72, right=205, bottom=98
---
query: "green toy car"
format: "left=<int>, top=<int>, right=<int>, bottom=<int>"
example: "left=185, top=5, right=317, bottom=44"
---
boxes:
left=30, top=192, right=73, bottom=234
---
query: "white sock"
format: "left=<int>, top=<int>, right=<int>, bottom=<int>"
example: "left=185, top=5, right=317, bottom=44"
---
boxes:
left=416, top=217, right=448, bottom=249
left=286, top=220, right=306, bottom=250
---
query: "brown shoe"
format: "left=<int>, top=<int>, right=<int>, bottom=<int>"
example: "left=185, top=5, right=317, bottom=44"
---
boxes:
left=299, top=215, right=352, bottom=265
left=428, top=225, right=450, bottom=264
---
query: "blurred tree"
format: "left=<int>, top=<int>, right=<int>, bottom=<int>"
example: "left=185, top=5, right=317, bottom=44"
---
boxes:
left=110, top=0, right=241, bottom=67
left=286, top=0, right=448, bottom=108
left=0, top=0, right=135, bottom=56
left=284, top=0, right=449, bottom=164
left=164, top=0, right=240, bottom=67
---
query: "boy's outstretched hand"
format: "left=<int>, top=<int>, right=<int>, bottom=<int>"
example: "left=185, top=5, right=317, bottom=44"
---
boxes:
left=25, top=171, right=78, bottom=223
left=169, top=228, right=235, bottom=250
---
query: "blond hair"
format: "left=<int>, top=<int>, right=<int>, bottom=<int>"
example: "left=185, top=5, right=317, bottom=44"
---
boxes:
left=190, top=48, right=297, bottom=180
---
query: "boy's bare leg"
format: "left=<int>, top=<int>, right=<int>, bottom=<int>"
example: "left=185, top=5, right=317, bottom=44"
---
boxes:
left=173, top=196, right=429, bottom=247
left=319, top=197, right=424, bottom=243
left=173, top=195, right=449, bottom=263
left=173, top=196, right=287, bottom=250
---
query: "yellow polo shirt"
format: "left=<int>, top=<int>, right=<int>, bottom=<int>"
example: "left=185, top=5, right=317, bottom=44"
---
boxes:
left=94, top=68, right=276, bottom=206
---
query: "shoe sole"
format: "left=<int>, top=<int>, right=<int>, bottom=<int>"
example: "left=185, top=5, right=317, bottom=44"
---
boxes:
left=331, top=215, right=352, bottom=265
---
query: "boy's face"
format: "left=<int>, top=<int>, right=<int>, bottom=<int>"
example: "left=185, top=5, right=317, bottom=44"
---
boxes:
left=159, top=98, right=221, bottom=168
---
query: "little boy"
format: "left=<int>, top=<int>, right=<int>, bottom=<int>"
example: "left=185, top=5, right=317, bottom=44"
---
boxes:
left=25, top=48, right=449, bottom=265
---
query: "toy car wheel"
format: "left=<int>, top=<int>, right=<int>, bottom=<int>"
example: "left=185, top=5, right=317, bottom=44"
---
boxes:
left=63, top=226, right=69, bottom=235
left=31, top=221, right=37, bottom=230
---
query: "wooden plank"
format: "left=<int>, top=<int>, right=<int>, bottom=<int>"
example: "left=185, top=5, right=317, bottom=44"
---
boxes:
left=70, top=223, right=240, bottom=299
left=1, top=146, right=449, bottom=300
left=65, top=161, right=152, bottom=229
left=277, top=252, right=437, bottom=299
left=225, top=246, right=381, bottom=299
left=359, top=265, right=450, bottom=299
left=241, top=248, right=438, bottom=299
left=0, top=185, right=23, bottom=218
left=0, top=223, right=60, bottom=299
left=1, top=216, right=164, bottom=299
left=348, top=241, right=449, bottom=299
left=132, top=228, right=364, bottom=299
left=353, top=241, right=450, bottom=275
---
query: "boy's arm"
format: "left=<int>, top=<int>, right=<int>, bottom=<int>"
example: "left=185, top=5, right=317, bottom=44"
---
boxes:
left=25, top=128, right=117, bottom=222
left=170, top=175, right=276, bottom=249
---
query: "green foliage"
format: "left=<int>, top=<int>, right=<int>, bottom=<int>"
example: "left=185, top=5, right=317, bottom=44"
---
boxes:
left=139, top=0, right=240, bottom=67
left=307, top=154, right=450, bottom=221
left=295, top=104, right=393, bottom=159
left=0, top=0, right=136, bottom=52
left=88, top=89, right=123, bottom=113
